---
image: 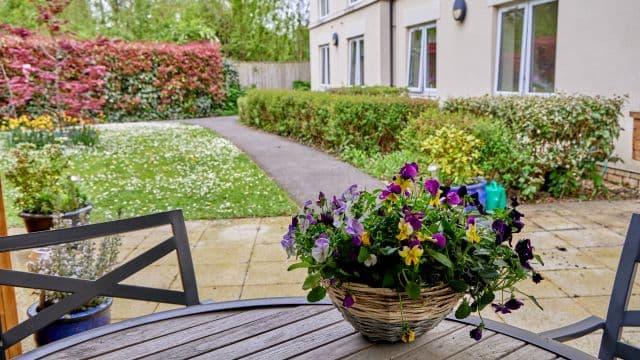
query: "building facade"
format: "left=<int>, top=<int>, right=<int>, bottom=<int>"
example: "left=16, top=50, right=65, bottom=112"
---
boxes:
left=309, top=0, right=640, bottom=176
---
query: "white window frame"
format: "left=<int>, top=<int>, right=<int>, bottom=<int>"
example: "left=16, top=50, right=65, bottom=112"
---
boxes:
left=494, top=0, right=557, bottom=96
left=348, top=36, right=365, bottom=86
left=320, top=44, right=330, bottom=86
left=348, top=0, right=362, bottom=5
left=406, top=24, right=437, bottom=95
left=319, top=0, right=329, bottom=19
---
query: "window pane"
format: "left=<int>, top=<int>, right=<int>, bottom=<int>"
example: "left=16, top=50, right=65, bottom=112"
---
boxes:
left=426, top=27, right=437, bottom=89
left=529, top=1, right=557, bottom=93
left=407, top=29, right=422, bottom=89
left=321, top=0, right=328, bottom=17
left=359, top=39, right=364, bottom=85
left=350, top=40, right=357, bottom=85
left=497, top=8, right=524, bottom=92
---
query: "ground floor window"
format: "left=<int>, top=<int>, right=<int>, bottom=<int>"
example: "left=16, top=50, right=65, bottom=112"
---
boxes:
left=407, top=24, right=437, bottom=93
left=495, top=0, right=557, bottom=94
left=349, top=37, right=364, bottom=86
left=320, top=44, right=330, bottom=85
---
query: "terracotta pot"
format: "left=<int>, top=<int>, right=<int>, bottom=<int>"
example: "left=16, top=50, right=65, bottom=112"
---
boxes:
left=19, top=205, right=93, bottom=233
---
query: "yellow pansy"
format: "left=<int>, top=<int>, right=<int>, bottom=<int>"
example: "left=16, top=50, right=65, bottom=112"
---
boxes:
left=394, top=176, right=412, bottom=193
left=402, top=329, right=416, bottom=343
left=361, top=231, right=371, bottom=246
left=396, top=219, right=413, bottom=241
left=467, top=223, right=481, bottom=243
left=428, top=189, right=442, bottom=207
left=398, top=245, right=423, bottom=266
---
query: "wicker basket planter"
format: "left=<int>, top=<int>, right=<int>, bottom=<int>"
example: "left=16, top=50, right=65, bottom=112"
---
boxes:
left=327, top=282, right=463, bottom=343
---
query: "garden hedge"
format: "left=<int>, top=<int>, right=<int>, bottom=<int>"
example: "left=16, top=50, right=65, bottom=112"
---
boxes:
left=238, top=89, right=435, bottom=154
left=327, top=86, right=409, bottom=97
left=0, top=32, right=233, bottom=122
left=442, top=95, right=625, bottom=197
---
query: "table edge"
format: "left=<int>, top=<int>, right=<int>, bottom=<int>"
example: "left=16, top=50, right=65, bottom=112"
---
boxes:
left=19, top=297, right=594, bottom=360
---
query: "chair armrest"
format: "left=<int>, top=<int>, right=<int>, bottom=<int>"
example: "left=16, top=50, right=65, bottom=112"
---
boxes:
left=538, top=316, right=605, bottom=342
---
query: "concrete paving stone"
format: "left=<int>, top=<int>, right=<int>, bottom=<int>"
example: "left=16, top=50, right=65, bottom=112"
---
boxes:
left=558, top=200, right=624, bottom=215
left=531, top=215, right=584, bottom=231
left=574, top=295, right=640, bottom=318
left=244, top=261, right=307, bottom=285
left=565, top=331, right=603, bottom=358
left=240, top=283, right=306, bottom=299
left=622, top=329, right=640, bottom=349
left=197, top=285, right=243, bottom=302
left=555, top=228, right=625, bottom=248
left=514, top=231, right=571, bottom=250
left=610, top=199, right=640, bottom=213
left=191, top=240, right=254, bottom=265
left=199, top=221, right=260, bottom=245
left=120, top=265, right=179, bottom=289
left=494, top=297, right=592, bottom=333
left=583, top=212, right=634, bottom=232
left=535, top=247, right=605, bottom=271
left=579, top=246, right=623, bottom=270
left=256, top=217, right=291, bottom=244
left=250, top=242, right=288, bottom=262
left=559, top=215, right=604, bottom=229
left=514, top=276, right=568, bottom=298
left=111, top=299, right=159, bottom=319
left=542, top=268, right=616, bottom=297
left=194, top=263, right=247, bottom=286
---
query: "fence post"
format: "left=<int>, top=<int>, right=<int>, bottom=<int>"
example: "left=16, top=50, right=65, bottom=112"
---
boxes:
left=0, top=179, right=21, bottom=358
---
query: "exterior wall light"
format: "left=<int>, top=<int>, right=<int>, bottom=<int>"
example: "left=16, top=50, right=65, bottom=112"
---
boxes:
left=332, top=33, right=339, bottom=46
left=453, top=0, right=467, bottom=22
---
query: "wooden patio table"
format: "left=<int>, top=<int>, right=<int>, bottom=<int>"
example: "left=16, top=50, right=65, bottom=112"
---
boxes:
left=17, top=298, right=595, bottom=360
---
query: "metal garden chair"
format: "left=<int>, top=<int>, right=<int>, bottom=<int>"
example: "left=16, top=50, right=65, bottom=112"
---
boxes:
left=0, top=210, right=200, bottom=360
left=539, top=213, right=640, bottom=359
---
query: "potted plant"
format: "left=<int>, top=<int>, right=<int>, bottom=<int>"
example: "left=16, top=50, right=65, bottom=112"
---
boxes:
left=26, top=225, right=121, bottom=346
left=421, top=124, right=487, bottom=207
left=4, top=143, right=91, bottom=232
left=283, top=163, right=543, bottom=342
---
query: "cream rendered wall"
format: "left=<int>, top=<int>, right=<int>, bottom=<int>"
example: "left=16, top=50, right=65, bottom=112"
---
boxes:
left=553, top=0, right=640, bottom=173
left=309, top=0, right=390, bottom=90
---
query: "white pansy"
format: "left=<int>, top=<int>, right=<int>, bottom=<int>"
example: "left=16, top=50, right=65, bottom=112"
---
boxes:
left=364, top=254, right=377, bottom=267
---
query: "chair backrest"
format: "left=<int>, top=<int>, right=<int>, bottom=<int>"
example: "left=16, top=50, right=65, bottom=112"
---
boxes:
left=600, top=213, right=640, bottom=359
left=0, top=210, right=200, bottom=357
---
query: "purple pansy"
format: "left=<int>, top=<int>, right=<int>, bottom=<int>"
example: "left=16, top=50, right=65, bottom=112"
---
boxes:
left=311, top=233, right=330, bottom=263
left=403, top=208, right=424, bottom=230
left=515, top=239, right=534, bottom=269
left=456, top=185, right=468, bottom=198
left=320, top=212, right=334, bottom=226
left=505, top=298, right=524, bottom=311
left=303, top=199, right=312, bottom=209
left=331, top=195, right=347, bottom=215
left=446, top=192, right=462, bottom=205
left=399, top=162, right=419, bottom=180
left=343, top=294, right=355, bottom=308
left=346, top=218, right=365, bottom=246
left=532, top=272, right=544, bottom=284
left=424, top=178, right=440, bottom=196
left=470, top=326, right=483, bottom=340
left=492, top=219, right=513, bottom=246
left=432, top=233, right=447, bottom=248
left=317, top=191, right=326, bottom=207
left=379, top=183, right=402, bottom=200
left=466, top=216, right=476, bottom=228
left=492, top=303, right=511, bottom=314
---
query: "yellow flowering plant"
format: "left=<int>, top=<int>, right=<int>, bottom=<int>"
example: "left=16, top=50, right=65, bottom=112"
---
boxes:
left=0, top=114, right=98, bottom=148
left=284, top=163, right=544, bottom=341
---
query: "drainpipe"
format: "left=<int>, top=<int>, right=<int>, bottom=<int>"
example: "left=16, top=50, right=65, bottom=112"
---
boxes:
left=389, top=0, right=395, bottom=86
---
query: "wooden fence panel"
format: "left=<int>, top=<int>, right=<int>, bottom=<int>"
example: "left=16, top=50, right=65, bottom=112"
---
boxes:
left=0, top=179, right=21, bottom=358
left=232, top=61, right=310, bottom=89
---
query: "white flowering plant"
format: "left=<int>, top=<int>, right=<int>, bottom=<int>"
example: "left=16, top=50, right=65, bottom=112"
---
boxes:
left=283, top=163, right=544, bottom=341
left=27, top=217, right=122, bottom=312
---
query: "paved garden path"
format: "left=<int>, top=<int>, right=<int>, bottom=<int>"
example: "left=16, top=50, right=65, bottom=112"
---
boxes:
left=186, top=116, right=383, bottom=205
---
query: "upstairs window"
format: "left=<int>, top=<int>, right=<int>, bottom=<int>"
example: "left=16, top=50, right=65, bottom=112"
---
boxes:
left=496, top=0, right=558, bottom=94
left=407, top=25, right=437, bottom=93
left=320, top=0, right=329, bottom=18
left=320, top=45, right=330, bottom=85
left=349, top=37, right=364, bottom=86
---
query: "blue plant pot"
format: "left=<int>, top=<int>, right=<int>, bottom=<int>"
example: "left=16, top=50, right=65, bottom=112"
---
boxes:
left=451, top=178, right=487, bottom=211
left=27, top=297, right=112, bottom=346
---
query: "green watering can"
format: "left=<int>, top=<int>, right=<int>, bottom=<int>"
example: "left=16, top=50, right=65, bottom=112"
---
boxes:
left=485, top=181, right=507, bottom=211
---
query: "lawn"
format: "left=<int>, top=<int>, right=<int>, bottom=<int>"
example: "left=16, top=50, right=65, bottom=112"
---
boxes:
left=1, top=122, right=297, bottom=227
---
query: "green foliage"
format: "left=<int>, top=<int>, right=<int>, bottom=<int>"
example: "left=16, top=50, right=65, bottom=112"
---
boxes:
left=292, top=80, right=311, bottom=91
left=4, top=143, right=88, bottom=214
left=328, top=86, right=409, bottom=97
left=443, top=94, right=625, bottom=197
left=239, top=89, right=435, bottom=155
left=220, top=59, right=246, bottom=114
left=0, top=0, right=309, bottom=62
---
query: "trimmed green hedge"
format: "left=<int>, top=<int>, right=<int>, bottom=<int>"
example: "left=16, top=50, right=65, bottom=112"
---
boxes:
left=327, top=86, right=408, bottom=97
left=442, top=95, right=625, bottom=197
left=238, top=89, right=435, bottom=154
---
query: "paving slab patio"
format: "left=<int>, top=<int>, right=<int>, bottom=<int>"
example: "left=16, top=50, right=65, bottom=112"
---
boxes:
left=8, top=198, right=640, bottom=356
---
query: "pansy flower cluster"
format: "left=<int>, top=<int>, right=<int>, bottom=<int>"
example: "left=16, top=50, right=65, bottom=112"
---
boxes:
left=284, top=163, right=543, bottom=341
